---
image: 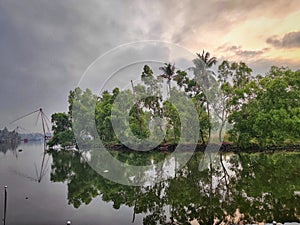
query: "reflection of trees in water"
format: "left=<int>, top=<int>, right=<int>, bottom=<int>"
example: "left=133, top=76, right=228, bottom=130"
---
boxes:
left=0, top=141, right=19, bottom=156
left=49, top=150, right=300, bottom=224
left=0, top=128, right=20, bottom=157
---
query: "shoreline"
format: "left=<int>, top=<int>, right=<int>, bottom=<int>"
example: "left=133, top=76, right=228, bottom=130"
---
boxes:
left=61, top=143, right=300, bottom=154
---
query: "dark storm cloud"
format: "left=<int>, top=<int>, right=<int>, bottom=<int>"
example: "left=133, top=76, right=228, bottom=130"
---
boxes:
left=0, top=0, right=149, bottom=129
left=266, top=31, right=300, bottom=48
left=0, top=0, right=199, bottom=130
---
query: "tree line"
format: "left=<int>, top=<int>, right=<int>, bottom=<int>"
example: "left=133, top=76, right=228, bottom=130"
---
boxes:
left=48, top=51, right=300, bottom=150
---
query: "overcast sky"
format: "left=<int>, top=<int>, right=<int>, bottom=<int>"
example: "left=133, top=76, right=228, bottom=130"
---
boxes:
left=1, top=0, right=300, bottom=132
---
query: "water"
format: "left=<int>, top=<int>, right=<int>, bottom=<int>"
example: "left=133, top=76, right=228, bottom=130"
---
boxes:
left=0, top=143, right=143, bottom=225
left=0, top=142, right=299, bottom=225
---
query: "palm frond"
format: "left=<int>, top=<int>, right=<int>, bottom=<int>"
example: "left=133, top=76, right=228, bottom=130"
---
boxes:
left=204, top=52, right=210, bottom=63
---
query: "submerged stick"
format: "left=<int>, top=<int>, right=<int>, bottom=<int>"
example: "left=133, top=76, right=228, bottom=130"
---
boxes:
left=3, top=186, right=7, bottom=225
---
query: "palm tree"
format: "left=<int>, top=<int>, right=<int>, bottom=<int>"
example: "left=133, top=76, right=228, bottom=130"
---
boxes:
left=196, top=50, right=217, bottom=68
left=190, top=50, right=217, bottom=144
left=158, top=63, right=175, bottom=96
left=191, top=50, right=217, bottom=88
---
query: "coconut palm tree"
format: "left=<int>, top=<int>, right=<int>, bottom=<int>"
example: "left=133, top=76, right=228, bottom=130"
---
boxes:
left=158, top=63, right=176, bottom=96
left=191, top=50, right=217, bottom=89
left=196, top=50, right=217, bottom=68
left=190, top=50, right=217, bottom=143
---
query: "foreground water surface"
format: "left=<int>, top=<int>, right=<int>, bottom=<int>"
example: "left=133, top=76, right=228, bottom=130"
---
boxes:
left=0, top=142, right=299, bottom=225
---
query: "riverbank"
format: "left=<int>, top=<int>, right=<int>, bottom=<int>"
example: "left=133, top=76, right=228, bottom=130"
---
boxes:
left=70, top=142, right=300, bottom=153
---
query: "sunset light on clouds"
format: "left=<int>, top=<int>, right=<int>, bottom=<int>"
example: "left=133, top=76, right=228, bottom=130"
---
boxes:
left=172, top=1, right=300, bottom=72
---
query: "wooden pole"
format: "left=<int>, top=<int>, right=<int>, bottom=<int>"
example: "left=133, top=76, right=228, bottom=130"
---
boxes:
left=39, top=108, right=48, bottom=151
left=39, top=109, right=46, bottom=140
left=3, top=186, right=7, bottom=225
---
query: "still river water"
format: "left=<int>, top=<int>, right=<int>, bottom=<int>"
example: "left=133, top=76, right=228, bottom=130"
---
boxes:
left=0, top=142, right=299, bottom=225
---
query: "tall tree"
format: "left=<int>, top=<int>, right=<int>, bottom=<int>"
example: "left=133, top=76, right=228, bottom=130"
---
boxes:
left=158, top=63, right=176, bottom=96
left=190, top=50, right=217, bottom=142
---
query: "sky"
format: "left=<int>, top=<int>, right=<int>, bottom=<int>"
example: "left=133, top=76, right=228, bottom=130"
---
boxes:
left=0, top=0, right=300, bottom=132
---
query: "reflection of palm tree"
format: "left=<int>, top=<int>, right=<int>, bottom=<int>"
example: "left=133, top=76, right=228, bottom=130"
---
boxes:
left=158, top=63, right=176, bottom=96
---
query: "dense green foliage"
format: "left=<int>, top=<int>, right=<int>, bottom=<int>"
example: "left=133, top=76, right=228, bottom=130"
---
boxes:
left=48, top=112, right=74, bottom=148
left=49, top=51, right=300, bottom=149
left=225, top=65, right=300, bottom=148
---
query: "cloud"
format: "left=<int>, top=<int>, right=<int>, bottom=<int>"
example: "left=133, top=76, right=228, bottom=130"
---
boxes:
left=235, top=49, right=265, bottom=58
left=266, top=31, right=300, bottom=48
left=216, top=43, right=300, bottom=75
left=248, top=57, right=300, bottom=75
left=217, top=45, right=268, bottom=62
left=0, top=0, right=148, bottom=130
left=167, top=0, right=300, bottom=45
left=0, top=0, right=299, bottom=130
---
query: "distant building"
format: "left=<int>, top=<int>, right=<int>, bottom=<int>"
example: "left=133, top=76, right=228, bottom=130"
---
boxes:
left=18, top=132, right=53, bottom=142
